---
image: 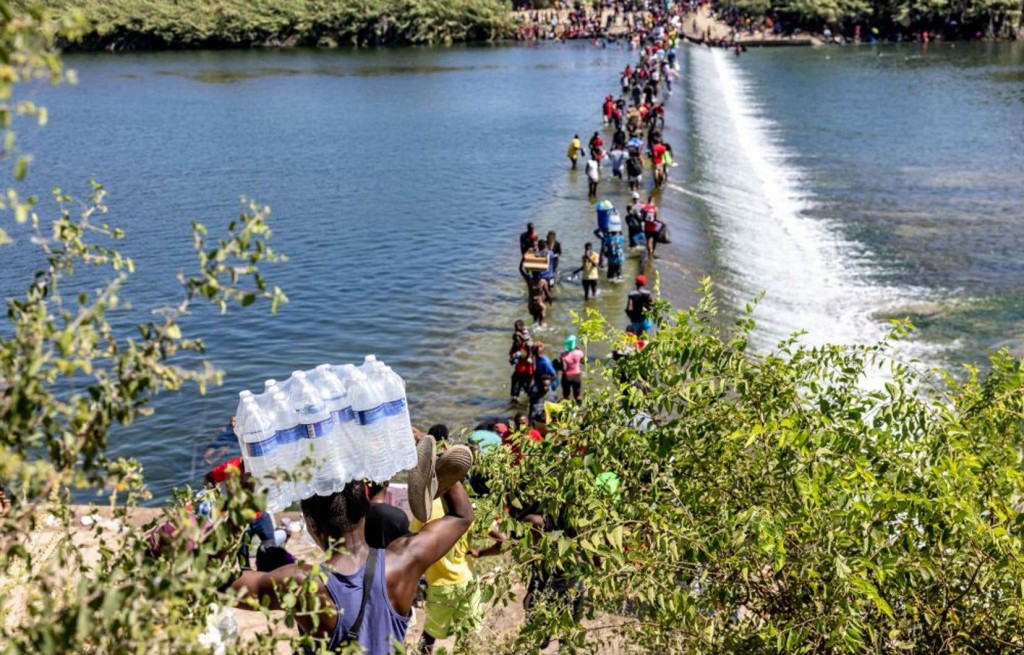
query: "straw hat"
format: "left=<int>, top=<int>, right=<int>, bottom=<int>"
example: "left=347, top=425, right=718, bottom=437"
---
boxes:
left=434, top=445, right=475, bottom=499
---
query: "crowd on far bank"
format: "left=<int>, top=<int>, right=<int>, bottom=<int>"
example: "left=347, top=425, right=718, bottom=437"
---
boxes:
left=511, top=0, right=1013, bottom=46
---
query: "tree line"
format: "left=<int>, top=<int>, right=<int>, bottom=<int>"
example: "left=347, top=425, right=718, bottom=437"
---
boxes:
left=716, top=0, right=1021, bottom=39
left=13, top=0, right=514, bottom=50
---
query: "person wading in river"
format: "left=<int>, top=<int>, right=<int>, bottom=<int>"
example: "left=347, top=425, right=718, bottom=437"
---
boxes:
left=567, top=134, right=581, bottom=170
left=572, top=243, right=601, bottom=301
left=586, top=155, right=601, bottom=199
left=626, top=274, right=654, bottom=336
left=523, top=272, right=552, bottom=330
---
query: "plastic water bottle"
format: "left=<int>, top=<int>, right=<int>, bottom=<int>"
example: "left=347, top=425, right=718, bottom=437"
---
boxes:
left=333, top=363, right=357, bottom=386
left=376, top=365, right=417, bottom=471
left=349, top=369, right=393, bottom=481
left=308, top=364, right=359, bottom=491
left=236, top=397, right=284, bottom=510
left=265, top=390, right=304, bottom=510
left=288, top=371, right=334, bottom=499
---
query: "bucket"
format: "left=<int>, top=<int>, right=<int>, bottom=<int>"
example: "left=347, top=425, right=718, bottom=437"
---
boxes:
left=595, top=200, right=614, bottom=231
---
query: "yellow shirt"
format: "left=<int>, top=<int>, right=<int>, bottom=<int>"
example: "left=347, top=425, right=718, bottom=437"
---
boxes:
left=409, top=498, right=473, bottom=587
left=567, top=138, right=581, bottom=159
left=582, top=251, right=600, bottom=280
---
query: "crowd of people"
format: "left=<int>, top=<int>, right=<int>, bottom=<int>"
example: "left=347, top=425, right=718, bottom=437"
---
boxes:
left=512, top=10, right=678, bottom=413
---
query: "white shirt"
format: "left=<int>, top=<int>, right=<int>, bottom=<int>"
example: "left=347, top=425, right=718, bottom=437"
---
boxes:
left=586, top=159, right=600, bottom=181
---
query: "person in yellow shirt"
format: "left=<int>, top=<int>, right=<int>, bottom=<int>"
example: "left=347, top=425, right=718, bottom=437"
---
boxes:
left=410, top=427, right=485, bottom=653
left=572, top=242, right=601, bottom=301
left=411, top=498, right=481, bottom=653
left=566, top=134, right=581, bottom=170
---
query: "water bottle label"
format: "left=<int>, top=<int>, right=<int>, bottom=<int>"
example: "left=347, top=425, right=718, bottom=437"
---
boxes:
left=247, top=434, right=279, bottom=458
left=357, top=404, right=386, bottom=426
left=381, top=398, right=407, bottom=418
left=305, top=417, right=335, bottom=439
left=332, top=407, right=356, bottom=424
left=277, top=425, right=304, bottom=445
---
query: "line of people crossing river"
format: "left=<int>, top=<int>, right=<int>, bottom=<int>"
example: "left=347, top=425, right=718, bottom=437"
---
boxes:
left=508, top=21, right=680, bottom=427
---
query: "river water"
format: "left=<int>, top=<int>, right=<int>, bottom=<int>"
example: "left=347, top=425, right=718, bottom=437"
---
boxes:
left=4, top=41, right=1021, bottom=501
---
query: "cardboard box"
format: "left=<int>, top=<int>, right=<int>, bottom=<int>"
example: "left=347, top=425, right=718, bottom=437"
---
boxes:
left=522, top=253, right=549, bottom=272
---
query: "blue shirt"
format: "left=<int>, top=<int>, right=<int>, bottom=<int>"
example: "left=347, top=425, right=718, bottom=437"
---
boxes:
left=534, top=355, right=557, bottom=383
left=537, top=250, right=554, bottom=280
left=603, top=234, right=625, bottom=264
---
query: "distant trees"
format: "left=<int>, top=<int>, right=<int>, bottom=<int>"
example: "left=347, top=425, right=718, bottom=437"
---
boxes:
left=720, top=0, right=1022, bottom=37
left=14, top=0, right=514, bottom=49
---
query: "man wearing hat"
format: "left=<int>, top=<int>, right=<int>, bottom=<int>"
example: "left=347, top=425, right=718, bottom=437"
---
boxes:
left=626, top=275, right=653, bottom=335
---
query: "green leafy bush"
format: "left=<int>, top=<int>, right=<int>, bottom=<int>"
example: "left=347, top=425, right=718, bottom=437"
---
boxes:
left=472, top=281, right=1024, bottom=653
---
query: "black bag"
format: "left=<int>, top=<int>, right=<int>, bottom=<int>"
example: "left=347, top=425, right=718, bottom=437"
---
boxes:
left=657, top=223, right=671, bottom=244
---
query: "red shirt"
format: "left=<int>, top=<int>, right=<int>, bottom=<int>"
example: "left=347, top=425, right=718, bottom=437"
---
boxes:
left=652, top=143, right=667, bottom=166
left=208, top=457, right=244, bottom=483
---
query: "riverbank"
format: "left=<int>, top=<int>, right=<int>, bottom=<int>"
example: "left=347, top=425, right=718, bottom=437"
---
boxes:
left=1, top=504, right=627, bottom=653
left=21, top=0, right=511, bottom=50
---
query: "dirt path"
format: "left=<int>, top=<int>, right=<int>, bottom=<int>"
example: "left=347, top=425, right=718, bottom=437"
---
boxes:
left=2, top=505, right=628, bottom=653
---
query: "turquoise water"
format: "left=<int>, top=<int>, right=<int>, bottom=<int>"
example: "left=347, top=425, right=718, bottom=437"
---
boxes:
left=3, top=41, right=1021, bottom=500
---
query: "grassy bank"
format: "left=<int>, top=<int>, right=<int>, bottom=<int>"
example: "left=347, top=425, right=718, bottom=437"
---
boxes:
left=17, top=0, right=514, bottom=50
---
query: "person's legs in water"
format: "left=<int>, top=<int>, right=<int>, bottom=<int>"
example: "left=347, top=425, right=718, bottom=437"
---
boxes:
left=583, top=279, right=597, bottom=301
left=608, top=260, right=622, bottom=280
left=510, top=371, right=523, bottom=400
left=529, top=298, right=544, bottom=327
left=565, top=373, right=582, bottom=404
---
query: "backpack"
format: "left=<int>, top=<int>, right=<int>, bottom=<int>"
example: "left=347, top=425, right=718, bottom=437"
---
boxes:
left=626, top=157, right=642, bottom=177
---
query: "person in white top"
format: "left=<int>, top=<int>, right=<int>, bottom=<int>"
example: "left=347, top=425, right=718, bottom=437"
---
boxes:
left=586, top=156, right=600, bottom=198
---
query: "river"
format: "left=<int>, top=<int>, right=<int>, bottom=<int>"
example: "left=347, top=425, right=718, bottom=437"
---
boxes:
left=4, top=41, right=1021, bottom=501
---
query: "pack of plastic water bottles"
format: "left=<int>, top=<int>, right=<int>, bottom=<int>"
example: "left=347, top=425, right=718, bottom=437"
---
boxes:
left=233, top=355, right=418, bottom=512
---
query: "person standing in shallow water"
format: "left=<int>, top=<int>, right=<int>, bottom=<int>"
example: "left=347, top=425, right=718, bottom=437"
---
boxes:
left=524, top=272, right=551, bottom=329
left=567, top=134, right=581, bottom=170
left=546, top=231, right=563, bottom=282
left=231, top=480, right=474, bottom=655
left=586, top=155, right=600, bottom=199
left=519, top=222, right=537, bottom=256
left=559, top=335, right=584, bottom=406
left=572, top=243, right=600, bottom=301
left=626, top=274, right=654, bottom=336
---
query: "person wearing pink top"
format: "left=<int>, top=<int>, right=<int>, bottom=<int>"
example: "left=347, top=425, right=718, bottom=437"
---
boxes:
left=559, top=334, right=584, bottom=405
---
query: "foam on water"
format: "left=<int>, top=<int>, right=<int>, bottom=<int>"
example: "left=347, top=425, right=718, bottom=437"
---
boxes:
left=683, top=47, right=919, bottom=353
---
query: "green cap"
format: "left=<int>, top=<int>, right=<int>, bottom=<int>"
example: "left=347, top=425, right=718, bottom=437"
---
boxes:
left=565, top=334, right=577, bottom=351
